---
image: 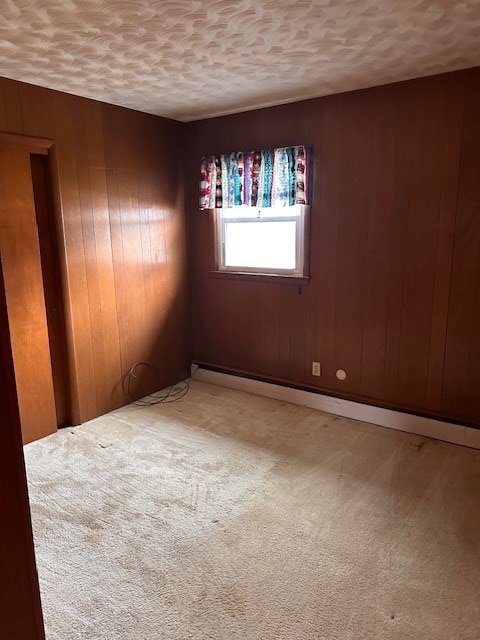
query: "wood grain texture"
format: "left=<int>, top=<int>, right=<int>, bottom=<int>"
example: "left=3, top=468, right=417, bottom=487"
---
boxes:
left=442, top=68, right=480, bottom=422
left=1, top=68, right=477, bottom=428
left=0, top=77, right=190, bottom=425
left=0, top=145, right=57, bottom=443
left=30, top=154, right=71, bottom=428
left=188, top=68, right=480, bottom=427
left=0, top=259, right=45, bottom=639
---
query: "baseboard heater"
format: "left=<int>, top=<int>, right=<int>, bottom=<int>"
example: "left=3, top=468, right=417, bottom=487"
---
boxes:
left=191, top=363, right=480, bottom=451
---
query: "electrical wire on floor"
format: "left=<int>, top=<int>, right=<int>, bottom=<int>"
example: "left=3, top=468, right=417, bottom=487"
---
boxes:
left=121, top=362, right=192, bottom=406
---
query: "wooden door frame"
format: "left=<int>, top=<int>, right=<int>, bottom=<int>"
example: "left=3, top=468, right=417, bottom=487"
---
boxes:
left=0, top=131, right=80, bottom=426
left=0, top=255, right=46, bottom=639
left=0, top=132, right=52, bottom=154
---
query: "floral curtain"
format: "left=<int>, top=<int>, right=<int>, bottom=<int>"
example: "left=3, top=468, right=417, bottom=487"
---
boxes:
left=199, top=145, right=312, bottom=210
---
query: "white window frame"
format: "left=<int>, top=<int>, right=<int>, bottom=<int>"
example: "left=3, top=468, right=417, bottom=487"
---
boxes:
left=215, top=205, right=308, bottom=277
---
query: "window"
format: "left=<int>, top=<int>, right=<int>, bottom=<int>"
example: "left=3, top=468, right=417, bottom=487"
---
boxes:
left=200, top=145, right=313, bottom=280
left=216, top=204, right=308, bottom=276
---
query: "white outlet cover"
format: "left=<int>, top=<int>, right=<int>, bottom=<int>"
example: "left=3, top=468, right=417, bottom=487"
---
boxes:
left=336, top=369, right=347, bottom=381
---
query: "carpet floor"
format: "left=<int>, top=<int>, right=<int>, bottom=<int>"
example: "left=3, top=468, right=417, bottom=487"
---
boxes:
left=24, top=381, right=480, bottom=639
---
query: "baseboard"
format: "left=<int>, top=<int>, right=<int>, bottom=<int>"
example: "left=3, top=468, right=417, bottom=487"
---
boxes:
left=192, top=365, right=480, bottom=450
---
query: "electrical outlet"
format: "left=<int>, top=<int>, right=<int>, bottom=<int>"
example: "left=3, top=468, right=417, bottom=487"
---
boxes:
left=312, top=361, right=321, bottom=377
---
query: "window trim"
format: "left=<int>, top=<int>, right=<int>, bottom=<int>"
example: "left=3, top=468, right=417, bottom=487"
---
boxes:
left=209, top=270, right=310, bottom=285
left=213, top=205, right=310, bottom=280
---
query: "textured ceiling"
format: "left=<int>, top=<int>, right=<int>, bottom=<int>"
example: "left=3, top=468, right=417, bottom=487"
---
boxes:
left=0, top=1, right=479, bottom=122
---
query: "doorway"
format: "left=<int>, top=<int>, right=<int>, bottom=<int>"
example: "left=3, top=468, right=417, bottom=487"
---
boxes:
left=0, top=135, right=70, bottom=443
left=30, top=153, right=70, bottom=429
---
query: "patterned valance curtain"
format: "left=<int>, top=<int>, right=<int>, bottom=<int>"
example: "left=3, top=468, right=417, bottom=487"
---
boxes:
left=199, top=145, right=312, bottom=210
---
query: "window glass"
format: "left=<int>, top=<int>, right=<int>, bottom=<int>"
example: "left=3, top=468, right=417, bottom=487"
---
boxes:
left=224, top=221, right=297, bottom=270
left=216, top=205, right=307, bottom=276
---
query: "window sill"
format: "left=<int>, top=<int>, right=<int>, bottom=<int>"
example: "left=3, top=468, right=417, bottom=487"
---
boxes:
left=209, top=270, right=310, bottom=285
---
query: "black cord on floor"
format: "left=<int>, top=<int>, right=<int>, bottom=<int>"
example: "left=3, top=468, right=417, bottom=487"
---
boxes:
left=121, top=362, right=191, bottom=406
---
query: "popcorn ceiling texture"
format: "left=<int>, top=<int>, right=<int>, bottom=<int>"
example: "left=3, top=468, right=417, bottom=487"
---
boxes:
left=1, top=1, right=480, bottom=121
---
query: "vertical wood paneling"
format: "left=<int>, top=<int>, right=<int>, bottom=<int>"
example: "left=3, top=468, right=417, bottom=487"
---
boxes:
left=359, top=86, right=398, bottom=400
left=315, top=94, right=342, bottom=390
left=190, top=213, right=216, bottom=364
left=213, top=280, right=253, bottom=374
left=72, top=98, right=109, bottom=415
left=304, top=102, right=322, bottom=386
left=426, top=73, right=466, bottom=411
left=0, top=82, right=7, bottom=130
left=289, top=285, right=307, bottom=383
left=119, top=170, right=148, bottom=363
left=88, top=166, right=123, bottom=411
left=0, top=77, right=190, bottom=425
left=259, top=283, right=280, bottom=378
left=189, top=68, right=480, bottom=427
left=277, top=286, right=291, bottom=380
left=332, top=90, right=373, bottom=394
left=142, top=118, right=189, bottom=388
left=213, top=279, right=238, bottom=368
left=442, top=68, right=480, bottom=422
left=18, top=84, right=55, bottom=139
left=396, top=76, right=449, bottom=409
left=465, top=276, right=480, bottom=420
left=382, top=84, right=415, bottom=405
left=0, top=78, right=23, bottom=132
left=52, top=91, right=97, bottom=421
left=106, top=168, right=132, bottom=373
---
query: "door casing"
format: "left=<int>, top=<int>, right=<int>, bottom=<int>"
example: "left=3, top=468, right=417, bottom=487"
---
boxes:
left=0, top=132, right=71, bottom=443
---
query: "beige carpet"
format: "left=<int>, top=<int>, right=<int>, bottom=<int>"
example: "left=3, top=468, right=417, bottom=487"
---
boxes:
left=24, top=381, right=480, bottom=640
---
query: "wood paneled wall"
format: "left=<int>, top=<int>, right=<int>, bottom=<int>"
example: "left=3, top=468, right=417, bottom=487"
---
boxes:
left=0, top=78, right=190, bottom=425
left=2, top=68, right=479, bottom=428
left=187, top=67, right=480, bottom=427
